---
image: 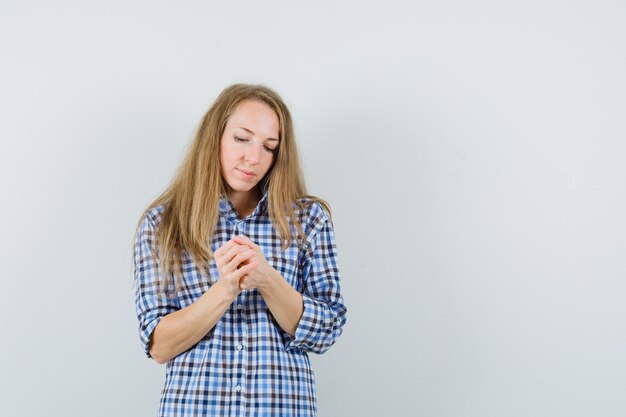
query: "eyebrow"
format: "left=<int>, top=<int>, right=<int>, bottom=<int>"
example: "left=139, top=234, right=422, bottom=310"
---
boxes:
left=237, top=127, right=279, bottom=142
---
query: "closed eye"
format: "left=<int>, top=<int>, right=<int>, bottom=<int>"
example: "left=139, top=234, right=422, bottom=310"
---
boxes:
left=235, top=136, right=276, bottom=154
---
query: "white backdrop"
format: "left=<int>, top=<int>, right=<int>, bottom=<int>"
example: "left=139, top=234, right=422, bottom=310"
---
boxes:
left=2, top=1, right=625, bottom=416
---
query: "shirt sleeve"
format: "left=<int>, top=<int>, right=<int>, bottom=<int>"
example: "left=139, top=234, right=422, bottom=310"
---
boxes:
left=283, top=211, right=347, bottom=354
left=133, top=212, right=180, bottom=359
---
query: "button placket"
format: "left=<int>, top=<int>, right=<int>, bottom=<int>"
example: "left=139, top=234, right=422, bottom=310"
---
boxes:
left=232, top=219, right=245, bottom=238
left=229, top=219, right=248, bottom=407
left=240, top=295, right=248, bottom=394
left=231, top=291, right=248, bottom=401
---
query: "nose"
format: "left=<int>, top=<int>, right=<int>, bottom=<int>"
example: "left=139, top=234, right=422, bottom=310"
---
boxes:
left=244, top=143, right=261, bottom=164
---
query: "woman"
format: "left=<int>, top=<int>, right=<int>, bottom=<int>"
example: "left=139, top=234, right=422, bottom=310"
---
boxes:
left=133, top=83, right=347, bottom=417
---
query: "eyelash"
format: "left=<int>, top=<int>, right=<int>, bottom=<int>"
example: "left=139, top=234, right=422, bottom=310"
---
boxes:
left=235, top=136, right=276, bottom=154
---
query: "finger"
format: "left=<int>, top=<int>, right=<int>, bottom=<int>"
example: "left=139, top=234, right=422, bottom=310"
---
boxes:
left=233, top=235, right=259, bottom=250
left=214, top=240, right=237, bottom=259
left=234, top=260, right=258, bottom=280
left=222, top=244, right=250, bottom=266
left=239, top=275, right=250, bottom=290
left=217, top=248, right=250, bottom=276
left=230, top=249, right=257, bottom=270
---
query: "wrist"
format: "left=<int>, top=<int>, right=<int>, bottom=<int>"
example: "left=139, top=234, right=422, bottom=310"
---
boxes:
left=258, top=269, right=282, bottom=293
left=212, top=279, right=240, bottom=303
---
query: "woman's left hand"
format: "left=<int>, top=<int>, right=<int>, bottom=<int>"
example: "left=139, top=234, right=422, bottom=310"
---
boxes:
left=233, top=235, right=278, bottom=290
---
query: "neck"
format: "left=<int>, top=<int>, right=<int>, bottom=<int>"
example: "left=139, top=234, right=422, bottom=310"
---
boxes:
left=228, top=187, right=262, bottom=218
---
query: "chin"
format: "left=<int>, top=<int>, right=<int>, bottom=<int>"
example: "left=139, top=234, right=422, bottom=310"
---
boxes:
left=227, top=181, right=258, bottom=192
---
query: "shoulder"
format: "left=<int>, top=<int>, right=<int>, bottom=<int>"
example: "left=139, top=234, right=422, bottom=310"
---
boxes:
left=133, top=204, right=167, bottom=258
left=138, top=204, right=167, bottom=233
left=293, top=196, right=333, bottom=234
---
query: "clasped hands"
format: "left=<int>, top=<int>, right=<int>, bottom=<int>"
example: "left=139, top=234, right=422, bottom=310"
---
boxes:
left=214, top=235, right=277, bottom=295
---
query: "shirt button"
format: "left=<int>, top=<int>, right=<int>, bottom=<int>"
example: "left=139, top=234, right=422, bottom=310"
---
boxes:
left=237, top=344, right=244, bottom=351
left=237, top=303, right=243, bottom=310
left=235, top=384, right=242, bottom=393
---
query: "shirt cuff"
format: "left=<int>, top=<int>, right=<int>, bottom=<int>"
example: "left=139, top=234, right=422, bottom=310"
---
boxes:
left=139, top=315, right=164, bottom=359
left=283, top=294, right=328, bottom=353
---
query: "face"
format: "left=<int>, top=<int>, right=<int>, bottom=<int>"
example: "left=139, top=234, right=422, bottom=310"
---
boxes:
left=220, top=99, right=280, bottom=200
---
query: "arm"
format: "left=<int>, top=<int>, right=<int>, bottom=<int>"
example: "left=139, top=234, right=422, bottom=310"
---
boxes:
left=234, top=208, right=347, bottom=354
left=148, top=282, right=236, bottom=364
left=257, top=269, right=304, bottom=338
left=134, top=213, right=256, bottom=364
left=283, top=214, right=347, bottom=354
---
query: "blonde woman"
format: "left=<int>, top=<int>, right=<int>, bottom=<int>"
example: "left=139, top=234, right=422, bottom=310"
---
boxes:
left=132, top=83, right=347, bottom=417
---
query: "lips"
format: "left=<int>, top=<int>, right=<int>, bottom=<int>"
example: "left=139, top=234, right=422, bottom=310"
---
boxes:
left=237, top=168, right=256, bottom=179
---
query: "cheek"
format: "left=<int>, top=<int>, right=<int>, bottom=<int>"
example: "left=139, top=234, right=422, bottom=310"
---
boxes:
left=263, top=154, right=274, bottom=169
left=220, top=145, right=234, bottom=167
left=219, top=153, right=233, bottom=179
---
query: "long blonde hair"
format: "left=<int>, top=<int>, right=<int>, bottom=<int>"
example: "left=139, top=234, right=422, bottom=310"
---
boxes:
left=134, top=83, right=330, bottom=295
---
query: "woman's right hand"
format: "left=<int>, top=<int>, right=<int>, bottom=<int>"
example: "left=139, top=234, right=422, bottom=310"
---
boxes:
left=213, top=238, right=258, bottom=297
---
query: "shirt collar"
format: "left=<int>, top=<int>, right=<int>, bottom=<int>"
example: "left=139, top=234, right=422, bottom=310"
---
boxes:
left=219, top=189, right=269, bottom=218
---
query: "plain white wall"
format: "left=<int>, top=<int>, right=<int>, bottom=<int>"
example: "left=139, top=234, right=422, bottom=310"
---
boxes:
left=1, top=1, right=625, bottom=416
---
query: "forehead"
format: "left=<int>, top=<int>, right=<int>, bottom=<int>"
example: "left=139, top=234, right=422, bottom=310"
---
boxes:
left=226, top=99, right=280, bottom=138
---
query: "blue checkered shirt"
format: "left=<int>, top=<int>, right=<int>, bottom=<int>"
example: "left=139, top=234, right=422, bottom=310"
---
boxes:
left=133, top=192, right=347, bottom=416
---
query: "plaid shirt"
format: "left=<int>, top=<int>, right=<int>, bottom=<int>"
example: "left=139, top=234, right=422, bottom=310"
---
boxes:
left=133, top=191, right=347, bottom=417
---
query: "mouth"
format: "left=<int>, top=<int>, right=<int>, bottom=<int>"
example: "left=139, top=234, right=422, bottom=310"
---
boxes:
left=237, top=168, right=256, bottom=178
